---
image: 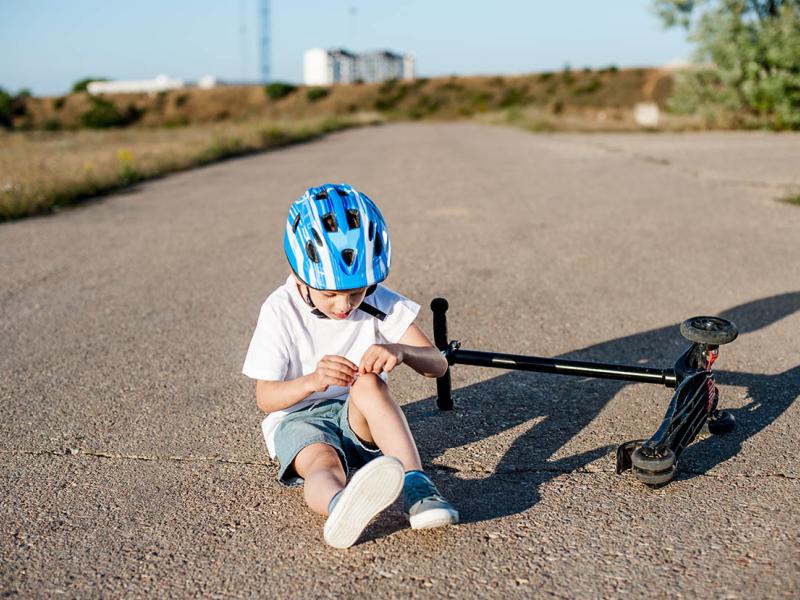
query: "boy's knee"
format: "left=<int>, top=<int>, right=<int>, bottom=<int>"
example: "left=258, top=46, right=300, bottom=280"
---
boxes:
left=294, top=443, right=342, bottom=475
left=352, top=372, right=386, bottom=394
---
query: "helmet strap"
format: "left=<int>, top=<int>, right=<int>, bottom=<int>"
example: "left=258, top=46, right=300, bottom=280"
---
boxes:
left=296, top=282, right=330, bottom=319
left=296, top=281, right=386, bottom=321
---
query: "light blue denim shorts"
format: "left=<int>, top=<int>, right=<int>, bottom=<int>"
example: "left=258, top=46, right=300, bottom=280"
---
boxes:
left=273, top=397, right=382, bottom=487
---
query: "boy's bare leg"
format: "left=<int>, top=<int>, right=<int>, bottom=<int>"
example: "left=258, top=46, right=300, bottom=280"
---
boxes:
left=292, top=443, right=346, bottom=515
left=347, top=373, right=423, bottom=472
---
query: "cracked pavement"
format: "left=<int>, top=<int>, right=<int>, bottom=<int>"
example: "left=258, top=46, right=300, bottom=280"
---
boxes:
left=2, top=123, right=799, bottom=598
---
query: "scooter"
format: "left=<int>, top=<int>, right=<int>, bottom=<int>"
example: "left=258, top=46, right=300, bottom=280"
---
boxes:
left=430, top=298, right=738, bottom=486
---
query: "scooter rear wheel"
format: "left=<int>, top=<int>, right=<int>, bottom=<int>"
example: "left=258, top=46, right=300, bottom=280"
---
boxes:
left=680, top=316, right=738, bottom=345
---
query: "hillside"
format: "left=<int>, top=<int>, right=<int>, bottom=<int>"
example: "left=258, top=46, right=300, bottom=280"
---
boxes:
left=13, top=67, right=675, bottom=131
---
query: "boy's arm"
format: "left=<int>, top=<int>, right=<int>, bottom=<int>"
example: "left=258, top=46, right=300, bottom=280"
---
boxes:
left=256, top=377, right=316, bottom=413
left=396, top=323, right=449, bottom=378
left=256, top=355, right=359, bottom=413
left=358, top=323, right=448, bottom=378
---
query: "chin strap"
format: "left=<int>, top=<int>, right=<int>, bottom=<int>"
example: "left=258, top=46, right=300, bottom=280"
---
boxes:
left=357, top=302, right=387, bottom=321
left=301, top=284, right=387, bottom=321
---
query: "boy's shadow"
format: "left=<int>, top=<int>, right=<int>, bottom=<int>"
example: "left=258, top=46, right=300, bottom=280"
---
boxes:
left=401, top=291, right=800, bottom=524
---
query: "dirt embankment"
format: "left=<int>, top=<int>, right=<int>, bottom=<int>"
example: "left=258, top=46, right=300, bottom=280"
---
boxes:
left=15, top=68, right=674, bottom=131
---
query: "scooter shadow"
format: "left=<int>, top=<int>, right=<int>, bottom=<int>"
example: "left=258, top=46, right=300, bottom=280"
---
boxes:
left=401, top=291, right=800, bottom=525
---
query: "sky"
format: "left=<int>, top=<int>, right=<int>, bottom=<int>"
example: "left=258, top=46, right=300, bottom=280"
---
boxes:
left=0, top=0, right=692, bottom=96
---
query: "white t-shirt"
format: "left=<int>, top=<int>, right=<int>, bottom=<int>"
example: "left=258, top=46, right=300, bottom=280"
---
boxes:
left=242, top=274, right=421, bottom=457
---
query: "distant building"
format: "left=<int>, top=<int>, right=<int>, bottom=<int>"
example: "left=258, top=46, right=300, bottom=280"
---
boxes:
left=303, top=48, right=415, bottom=85
left=86, top=74, right=223, bottom=95
left=304, top=48, right=357, bottom=86
left=87, top=74, right=185, bottom=95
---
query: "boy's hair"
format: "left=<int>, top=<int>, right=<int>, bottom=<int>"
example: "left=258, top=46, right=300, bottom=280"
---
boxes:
left=284, top=184, right=391, bottom=292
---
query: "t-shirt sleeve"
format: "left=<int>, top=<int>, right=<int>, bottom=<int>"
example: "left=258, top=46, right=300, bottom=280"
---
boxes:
left=242, top=301, right=290, bottom=381
left=371, top=285, right=421, bottom=344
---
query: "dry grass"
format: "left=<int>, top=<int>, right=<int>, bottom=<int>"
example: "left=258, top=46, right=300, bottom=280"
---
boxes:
left=0, top=113, right=382, bottom=220
left=19, top=68, right=674, bottom=131
left=782, top=193, right=800, bottom=206
left=478, top=104, right=707, bottom=132
left=2, top=68, right=742, bottom=221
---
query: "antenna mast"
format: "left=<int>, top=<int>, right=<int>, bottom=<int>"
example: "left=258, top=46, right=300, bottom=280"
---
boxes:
left=259, top=0, right=271, bottom=83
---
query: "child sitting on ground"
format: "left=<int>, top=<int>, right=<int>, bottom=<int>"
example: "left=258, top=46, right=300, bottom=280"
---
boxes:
left=242, top=183, right=459, bottom=548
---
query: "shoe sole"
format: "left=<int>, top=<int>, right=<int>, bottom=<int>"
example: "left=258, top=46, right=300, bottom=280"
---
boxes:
left=409, top=507, right=459, bottom=530
left=323, top=456, right=404, bottom=549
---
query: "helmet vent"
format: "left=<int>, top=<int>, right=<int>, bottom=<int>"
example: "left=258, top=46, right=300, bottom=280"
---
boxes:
left=341, top=249, right=355, bottom=266
left=315, top=190, right=328, bottom=200
left=306, top=241, right=320, bottom=263
left=336, top=186, right=350, bottom=197
left=322, top=213, right=338, bottom=232
left=311, top=228, right=323, bottom=246
left=346, top=209, right=361, bottom=230
left=373, top=232, right=383, bottom=256
left=292, top=213, right=301, bottom=233
left=368, top=221, right=376, bottom=241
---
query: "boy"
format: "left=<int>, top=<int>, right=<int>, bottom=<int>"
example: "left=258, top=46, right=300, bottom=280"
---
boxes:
left=242, top=183, right=459, bottom=548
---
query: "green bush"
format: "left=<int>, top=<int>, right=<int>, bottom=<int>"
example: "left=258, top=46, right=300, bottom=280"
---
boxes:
left=80, top=98, right=142, bottom=128
left=306, top=87, right=330, bottom=102
left=469, top=90, right=493, bottom=112
left=440, top=80, right=464, bottom=92
left=379, top=79, right=399, bottom=94
left=0, top=88, right=31, bottom=128
left=53, top=96, right=66, bottom=110
left=499, top=87, right=529, bottom=108
left=0, top=88, right=12, bottom=128
left=71, top=77, right=108, bottom=93
left=43, top=118, right=62, bottom=131
left=573, top=79, right=603, bottom=95
left=164, top=116, right=190, bottom=128
left=265, top=82, right=297, bottom=100
left=407, top=94, right=445, bottom=119
left=374, top=83, right=409, bottom=112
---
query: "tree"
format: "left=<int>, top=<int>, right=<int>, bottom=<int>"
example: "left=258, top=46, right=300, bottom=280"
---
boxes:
left=0, top=87, right=31, bottom=129
left=71, top=77, right=108, bottom=93
left=655, top=0, right=800, bottom=129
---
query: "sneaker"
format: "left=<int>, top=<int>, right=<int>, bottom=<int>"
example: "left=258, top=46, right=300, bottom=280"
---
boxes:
left=403, top=471, right=459, bottom=529
left=323, top=456, right=404, bottom=549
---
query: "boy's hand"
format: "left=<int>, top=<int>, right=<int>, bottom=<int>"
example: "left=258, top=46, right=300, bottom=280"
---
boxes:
left=359, top=344, right=404, bottom=375
left=310, top=355, right=358, bottom=392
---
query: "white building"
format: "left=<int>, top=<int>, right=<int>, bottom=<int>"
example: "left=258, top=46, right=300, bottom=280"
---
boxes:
left=87, top=74, right=185, bottom=95
left=304, top=48, right=357, bottom=86
left=86, top=74, right=223, bottom=95
left=303, top=48, right=415, bottom=85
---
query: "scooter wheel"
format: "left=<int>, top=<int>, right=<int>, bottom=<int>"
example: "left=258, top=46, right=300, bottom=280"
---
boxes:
left=631, top=447, right=676, bottom=472
left=680, top=316, right=738, bottom=345
left=707, top=409, right=735, bottom=434
left=631, top=447, right=677, bottom=486
left=633, top=465, right=676, bottom=486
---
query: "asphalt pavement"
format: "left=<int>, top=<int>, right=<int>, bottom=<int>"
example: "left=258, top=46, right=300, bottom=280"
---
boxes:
left=2, top=123, right=799, bottom=598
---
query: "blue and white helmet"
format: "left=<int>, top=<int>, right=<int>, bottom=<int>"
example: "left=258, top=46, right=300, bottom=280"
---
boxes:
left=284, top=184, right=391, bottom=291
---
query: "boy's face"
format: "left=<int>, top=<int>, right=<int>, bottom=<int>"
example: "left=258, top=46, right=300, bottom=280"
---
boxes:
left=297, top=277, right=368, bottom=320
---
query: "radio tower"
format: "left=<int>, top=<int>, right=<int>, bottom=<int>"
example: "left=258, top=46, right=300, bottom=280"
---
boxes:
left=259, top=0, right=271, bottom=83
